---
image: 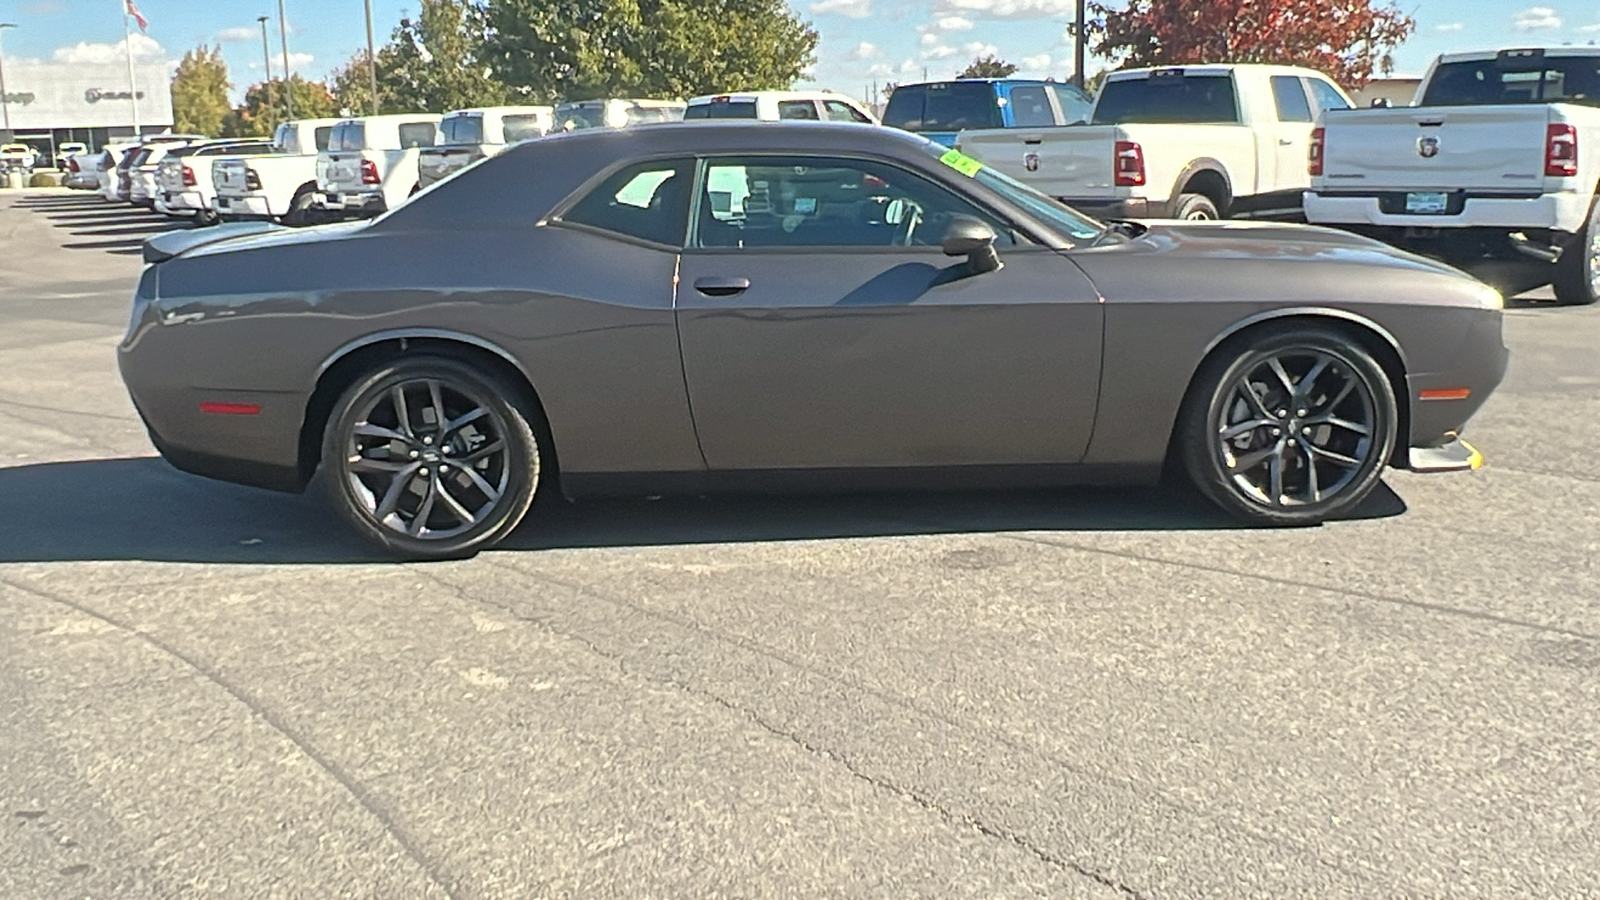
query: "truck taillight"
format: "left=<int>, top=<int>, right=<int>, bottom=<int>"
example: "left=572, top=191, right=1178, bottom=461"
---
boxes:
left=1546, top=124, right=1578, bottom=177
left=1114, top=141, right=1145, bottom=187
left=360, top=159, right=381, bottom=185
left=182, top=165, right=196, bottom=187
left=244, top=168, right=262, bottom=191
left=1309, top=127, right=1325, bottom=177
left=68, top=157, right=80, bottom=173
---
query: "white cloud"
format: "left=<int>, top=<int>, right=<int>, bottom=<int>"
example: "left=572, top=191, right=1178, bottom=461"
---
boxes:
left=810, top=0, right=871, bottom=17
left=1434, top=22, right=1464, bottom=32
left=867, top=62, right=896, bottom=77
left=216, top=26, right=258, bottom=43
left=1579, top=23, right=1600, bottom=33
left=934, top=15, right=975, bottom=31
left=962, top=41, right=1001, bottom=58
left=52, top=33, right=166, bottom=65
left=285, top=52, right=314, bottom=71
left=921, top=32, right=941, bottom=46
left=1512, top=7, right=1562, bottom=30
left=1020, top=53, right=1052, bottom=71
left=937, top=0, right=1076, bottom=20
left=922, top=44, right=960, bottom=60
left=848, top=41, right=882, bottom=60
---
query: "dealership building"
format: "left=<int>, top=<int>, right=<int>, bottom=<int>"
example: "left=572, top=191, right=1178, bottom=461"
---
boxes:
left=0, top=59, right=174, bottom=159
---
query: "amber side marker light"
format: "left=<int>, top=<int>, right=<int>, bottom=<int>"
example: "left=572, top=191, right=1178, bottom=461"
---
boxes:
left=199, top=402, right=262, bottom=415
left=1419, top=388, right=1471, bottom=401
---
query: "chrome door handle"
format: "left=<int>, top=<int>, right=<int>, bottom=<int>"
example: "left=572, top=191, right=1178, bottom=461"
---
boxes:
left=693, top=277, right=751, bottom=297
left=1279, top=138, right=1295, bottom=146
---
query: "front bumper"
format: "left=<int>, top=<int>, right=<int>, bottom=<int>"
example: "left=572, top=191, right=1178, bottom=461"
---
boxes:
left=1408, top=439, right=1484, bottom=473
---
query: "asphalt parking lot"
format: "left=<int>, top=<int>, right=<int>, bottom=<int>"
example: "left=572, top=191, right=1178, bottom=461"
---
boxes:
left=2, top=189, right=1597, bottom=900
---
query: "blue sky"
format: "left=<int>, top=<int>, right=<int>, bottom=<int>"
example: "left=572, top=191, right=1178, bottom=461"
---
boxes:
left=2, top=0, right=1599, bottom=103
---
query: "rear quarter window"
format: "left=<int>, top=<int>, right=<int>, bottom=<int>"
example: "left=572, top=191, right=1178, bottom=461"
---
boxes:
left=500, top=114, right=548, bottom=142
left=442, top=116, right=484, bottom=144
left=1093, top=73, right=1240, bottom=124
left=1007, top=85, right=1056, bottom=126
left=398, top=122, right=438, bottom=148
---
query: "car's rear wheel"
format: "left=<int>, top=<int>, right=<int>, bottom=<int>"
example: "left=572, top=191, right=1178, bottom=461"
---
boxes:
left=320, top=356, right=541, bottom=559
left=1178, top=327, right=1398, bottom=526
left=283, top=187, right=317, bottom=227
left=1174, top=193, right=1220, bottom=221
left=1552, top=196, right=1599, bottom=306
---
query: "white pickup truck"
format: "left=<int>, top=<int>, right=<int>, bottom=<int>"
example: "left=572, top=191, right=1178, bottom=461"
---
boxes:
left=960, top=64, right=1354, bottom=221
left=1306, top=47, right=1600, bottom=306
left=316, top=113, right=442, bottom=220
left=214, top=118, right=343, bottom=226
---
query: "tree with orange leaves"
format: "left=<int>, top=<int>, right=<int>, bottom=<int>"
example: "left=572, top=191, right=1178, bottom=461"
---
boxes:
left=1089, top=0, right=1416, bottom=89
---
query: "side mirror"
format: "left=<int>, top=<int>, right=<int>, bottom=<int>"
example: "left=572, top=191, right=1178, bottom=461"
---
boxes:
left=941, top=215, right=1001, bottom=274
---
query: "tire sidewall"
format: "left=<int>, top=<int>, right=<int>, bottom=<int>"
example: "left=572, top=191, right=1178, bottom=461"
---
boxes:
left=1554, top=195, right=1600, bottom=306
left=1176, top=193, right=1220, bottom=221
left=1183, top=328, right=1398, bottom=525
left=320, top=357, right=540, bottom=559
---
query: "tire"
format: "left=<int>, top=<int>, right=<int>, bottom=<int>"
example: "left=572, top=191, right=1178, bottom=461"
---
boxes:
left=283, top=188, right=317, bottom=227
left=1177, top=326, right=1399, bottom=526
left=1173, top=193, right=1220, bottom=221
left=319, top=356, right=543, bottom=560
left=1552, top=196, right=1599, bottom=306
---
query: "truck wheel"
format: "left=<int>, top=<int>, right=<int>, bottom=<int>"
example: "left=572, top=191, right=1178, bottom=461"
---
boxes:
left=1174, top=193, right=1220, bottom=221
left=283, top=189, right=317, bottom=228
left=1552, top=197, right=1599, bottom=306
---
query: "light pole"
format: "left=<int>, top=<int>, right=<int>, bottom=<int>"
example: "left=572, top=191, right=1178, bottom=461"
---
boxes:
left=1073, top=0, right=1086, bottom=90
left=277, top=0, right=293, bottom=119
left=257, top=16, right=274, bottom=127
left=0, top=23, right=17, bottom=140
left=364, top=0, right=379, bottom=115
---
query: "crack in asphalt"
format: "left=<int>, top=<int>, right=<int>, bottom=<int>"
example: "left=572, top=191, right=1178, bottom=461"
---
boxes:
left=410, top=563, right=1146, bottom=899
left=0, top=573, right=462, bottom=900
left=995, top=533, right=1600, bottom=644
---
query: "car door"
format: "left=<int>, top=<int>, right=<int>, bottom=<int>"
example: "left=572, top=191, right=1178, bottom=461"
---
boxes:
left=675, top=154, right=1103, bottom=471
left=1268, top=75, right=1316, bottom=196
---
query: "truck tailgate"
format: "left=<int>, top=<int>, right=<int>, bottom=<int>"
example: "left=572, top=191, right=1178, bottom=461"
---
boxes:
left=213, top=158, right=251, bottom=197
left=959, top=126, right=1118, bottom=199
left=1321, top=105, right=1550, bottom=191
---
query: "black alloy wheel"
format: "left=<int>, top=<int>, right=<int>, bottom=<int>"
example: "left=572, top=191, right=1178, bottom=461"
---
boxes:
left=321, top=356, right=541, bottom=559
left=1180, top=327, right=1398, bottom=525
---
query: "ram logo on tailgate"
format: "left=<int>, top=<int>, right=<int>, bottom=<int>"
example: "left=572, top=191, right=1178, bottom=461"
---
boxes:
left=1418, top=136, right=1441, bottom=159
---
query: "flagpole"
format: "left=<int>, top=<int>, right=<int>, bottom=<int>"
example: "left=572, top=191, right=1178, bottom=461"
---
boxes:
left=121, top=0, right=140, bottom=136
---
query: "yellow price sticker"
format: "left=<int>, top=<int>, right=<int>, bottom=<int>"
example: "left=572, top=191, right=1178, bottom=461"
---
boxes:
left=939, top=148, right=984, bottom=177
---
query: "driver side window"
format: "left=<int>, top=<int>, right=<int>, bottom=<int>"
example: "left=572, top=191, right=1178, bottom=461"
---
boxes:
left=695, top=156, right=1014, bottom=250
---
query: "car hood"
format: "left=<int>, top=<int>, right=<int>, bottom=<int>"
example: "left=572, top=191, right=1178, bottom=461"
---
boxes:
left=1116, top=219, right=1465, bottom=277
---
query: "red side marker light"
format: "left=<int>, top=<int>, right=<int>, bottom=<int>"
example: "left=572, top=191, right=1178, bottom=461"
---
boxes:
left=200, top=402, right=261, bottom=415
left=1419, top=388, right=1471, bottom=401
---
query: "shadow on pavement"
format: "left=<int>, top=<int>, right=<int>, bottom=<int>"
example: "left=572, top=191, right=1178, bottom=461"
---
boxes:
left=0, top=456, right=1407, bottom=565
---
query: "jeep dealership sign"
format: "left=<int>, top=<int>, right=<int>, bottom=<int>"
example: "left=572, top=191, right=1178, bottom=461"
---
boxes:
left=1, top=61, right=173, bottom=130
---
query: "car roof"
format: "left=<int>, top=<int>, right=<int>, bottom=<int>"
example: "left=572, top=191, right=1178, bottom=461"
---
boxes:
left=687, top=90, right=861, bottom=104
left=334, top=113, right=442, bottom=126
left=1105, top=64, right=1330, bottom=81
left=1436, top=46, right=1600, bottom=64
left=442, top=105, right=554, bottom=117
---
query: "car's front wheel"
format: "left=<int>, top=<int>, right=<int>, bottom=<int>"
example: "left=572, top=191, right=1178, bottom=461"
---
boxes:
left=320, top=356, right=542, bottom=559
left=1178, top=327, right=1398, bottom=526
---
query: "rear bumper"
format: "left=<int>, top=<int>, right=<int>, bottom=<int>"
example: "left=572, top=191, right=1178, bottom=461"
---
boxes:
left=161, top=190, right=208, bottom=212
left=216, top=194, right=275, bottom=219
left=316, top=189, right=388, bottom=218
left=1305, top=191, right=1590, bottom=234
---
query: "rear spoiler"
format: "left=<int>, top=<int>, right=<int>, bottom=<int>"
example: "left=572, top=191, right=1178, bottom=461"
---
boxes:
left=142, top=221, right=283, bottom=264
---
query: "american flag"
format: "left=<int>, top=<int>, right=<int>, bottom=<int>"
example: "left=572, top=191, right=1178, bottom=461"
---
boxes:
left=125, top=0, right=148, bottom=32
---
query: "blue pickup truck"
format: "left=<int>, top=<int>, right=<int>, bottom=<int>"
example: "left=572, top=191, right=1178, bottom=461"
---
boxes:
left=881, top=79, right=1094, bottom=146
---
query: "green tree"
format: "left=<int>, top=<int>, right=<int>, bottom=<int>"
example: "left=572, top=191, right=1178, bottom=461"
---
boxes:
left=171, top=45, right=232, bottom=136
left=957, top=55, right=1019, bottom=79
left=221, top=76, right=340, bottom=138
left=481, top=0, right=818, bottom=102
left=382, top=0, right=507, bottom=111
left=330, top=48, right=403, bottom=115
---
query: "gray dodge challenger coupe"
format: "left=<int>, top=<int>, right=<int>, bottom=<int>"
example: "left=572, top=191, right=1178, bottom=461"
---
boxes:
left=119, top=122, right=1508, bottom=559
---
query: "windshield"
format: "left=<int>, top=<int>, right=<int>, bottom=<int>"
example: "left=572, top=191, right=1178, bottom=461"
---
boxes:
left=554, top=104, right=607, bottom=131
left=884, top=82, right=1003, bottom=132
left=1422, top=57, right=1600, bottom=107
left=1093, top=73, right=1240, bottom=124
left=920, top=141, right=1104, bottom=243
